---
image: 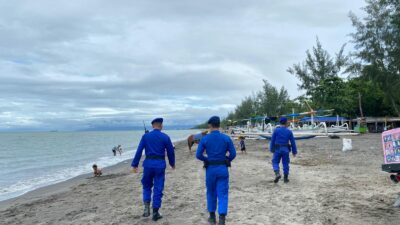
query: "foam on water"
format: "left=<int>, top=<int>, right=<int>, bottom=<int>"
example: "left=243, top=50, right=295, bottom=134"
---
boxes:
left=0, top=150, right=136, bottom=200
left=0, top=131, right=194, bottom=201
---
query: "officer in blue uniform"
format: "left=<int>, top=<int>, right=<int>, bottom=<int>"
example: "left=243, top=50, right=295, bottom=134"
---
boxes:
left=269, top=117, right=297, bottom=183
left=196, top=116, right=236, bottom=225
left=131, top=118, right=175, bottom=221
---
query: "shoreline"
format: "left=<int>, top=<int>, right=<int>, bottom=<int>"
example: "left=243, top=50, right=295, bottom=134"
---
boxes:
left=0, top=158, right=132, bottom=209
left=0, top=139, right=186, bottom=209
left=2, top=134, right=400, bottom=225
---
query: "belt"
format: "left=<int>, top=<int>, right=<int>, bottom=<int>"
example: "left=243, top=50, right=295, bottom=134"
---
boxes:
left=204, top=159, right=231, bottom=168
left=271, top=144, right=291, bottom=153
left=146, top=155, right=165, bottom=160
left=208, top=160, right=227, bottom=166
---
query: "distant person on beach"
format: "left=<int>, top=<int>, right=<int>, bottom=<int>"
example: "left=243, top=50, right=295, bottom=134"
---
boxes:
left=238, top=136, right=246, bottom=154
left=92, top=164, right=102, bottom=177
left=196, top=116, right=236, bottom=225
left=131, top=118, right=175, bottom=222
left=269, top=117, right=297, bottom=183
left=112, top=146, right=117, bottom=156
left=117, top=145, right=123, bottom=155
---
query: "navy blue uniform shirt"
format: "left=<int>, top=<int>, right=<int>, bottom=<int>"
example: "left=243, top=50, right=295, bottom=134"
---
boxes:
left=196, top=130, right=236, bottom=162
left=131, top=129, right=175, bottom=169
left=269, top=126, right=298, bottom=154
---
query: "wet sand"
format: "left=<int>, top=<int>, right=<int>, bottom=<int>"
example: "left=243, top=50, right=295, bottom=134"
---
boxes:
left=1, top=134, right=400, bottom=225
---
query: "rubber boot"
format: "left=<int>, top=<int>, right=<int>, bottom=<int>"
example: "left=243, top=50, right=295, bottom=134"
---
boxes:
left=142, top=202, right=150, bottom=217
left=208, top=212, right=216, bottom=225
left=274, top=170, right=281, bottom=183
left=218, top=214, right=226, bottom=225
left=152, top=208, right=163, bottom=221
left=284, top=175, right=289, bottom=183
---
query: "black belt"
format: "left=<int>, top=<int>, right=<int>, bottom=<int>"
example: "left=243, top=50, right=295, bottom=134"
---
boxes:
left=146, top=155, right=165, bottom=160
left=208, top=160, right=227, bottom=165
left=271, top=144, right=291, bottom=153
left=204, top=160, right=231, bottom=168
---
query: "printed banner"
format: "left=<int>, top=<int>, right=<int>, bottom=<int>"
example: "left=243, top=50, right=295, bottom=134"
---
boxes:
left=382, top=128, right=400, bottom=164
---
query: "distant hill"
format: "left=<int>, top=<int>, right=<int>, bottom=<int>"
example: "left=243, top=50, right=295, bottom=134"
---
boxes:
left=78, top=124, right=196, bottom=132
left=193, top=122, right=208, bottom=129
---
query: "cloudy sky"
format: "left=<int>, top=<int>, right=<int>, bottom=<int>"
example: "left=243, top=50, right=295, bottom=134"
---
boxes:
left=0, top=0, right=366, bottom=131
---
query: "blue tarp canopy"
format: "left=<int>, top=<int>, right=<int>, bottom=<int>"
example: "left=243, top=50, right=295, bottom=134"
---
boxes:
left=301, top=116, right=349, bottom=123
left=286, top=113, right=301, bottom=117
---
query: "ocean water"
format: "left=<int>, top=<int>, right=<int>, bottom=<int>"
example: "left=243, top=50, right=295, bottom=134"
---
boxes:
left=0, top=130, right=195, bottom=202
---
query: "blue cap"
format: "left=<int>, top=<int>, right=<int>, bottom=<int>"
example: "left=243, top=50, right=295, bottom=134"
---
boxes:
left=208, top=116, right=220, bottom=127
left=279, top=117, right=288, bottom=124
left=151, top=118, right=164, bottom=124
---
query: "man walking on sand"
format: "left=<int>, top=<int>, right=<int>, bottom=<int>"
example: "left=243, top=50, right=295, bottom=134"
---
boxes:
left=131, top=118, right=175, bottom=221
left=196, top=116, right=236, bottom=225
left=270, top=117, right=297, bottom=183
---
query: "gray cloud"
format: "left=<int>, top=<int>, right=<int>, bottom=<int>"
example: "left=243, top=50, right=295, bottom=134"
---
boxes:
left=0, top=0, right=366, bottom=130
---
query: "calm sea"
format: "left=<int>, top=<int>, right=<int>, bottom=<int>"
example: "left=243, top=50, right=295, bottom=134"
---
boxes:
left=0, top=130, right=195, bottom=201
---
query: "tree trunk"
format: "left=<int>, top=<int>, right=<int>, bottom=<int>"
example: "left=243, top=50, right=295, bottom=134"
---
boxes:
left=390, top=97, right=400, bottom=117
left=358, top=92, right=364, bottom=118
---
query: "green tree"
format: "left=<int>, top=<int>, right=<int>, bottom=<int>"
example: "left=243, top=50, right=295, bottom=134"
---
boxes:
left=233, top=96, right=257, bottom=119
left=256, top=80, right=291, bottom=116
left=311, top=76, right=348, bottom=114
left=287, top=38, right=350, bottom=112
left=220, top=80, right=292, bottom=127
left=349, top=0, right=400, bottom=116
left=287, top=38, right=347, bottom=97
left=345, top=77, right=393, bottom=117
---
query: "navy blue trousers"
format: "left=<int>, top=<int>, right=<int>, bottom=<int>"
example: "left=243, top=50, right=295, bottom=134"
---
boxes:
left=272, top=148, right=290, bottom=175
left=141, top=167, right=165, bottom=208
left=206, top=166, right=229, bottom=215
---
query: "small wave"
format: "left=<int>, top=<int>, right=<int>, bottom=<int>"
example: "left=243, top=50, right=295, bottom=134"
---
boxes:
left=0, top=149, right=136, bottom=202
left=0, top=130, right=193, bottom=202
left=0, top=166, right=89, bottom=201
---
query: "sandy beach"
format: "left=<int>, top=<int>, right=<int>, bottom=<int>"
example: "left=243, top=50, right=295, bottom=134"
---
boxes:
left=1, top=134, right=400, bottom=225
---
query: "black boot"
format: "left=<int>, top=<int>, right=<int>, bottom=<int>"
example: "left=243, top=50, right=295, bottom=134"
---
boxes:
left=218, top=214, right=226, bottom=225
left=208, top=212, right=216, bottom=224
left=152, top=208, right=163, bottom=221
left=142, top=202, right=150, bottom=217
left=284, top=175, right=289, bottom=183
left=274, top=170, right=281, bottom=183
